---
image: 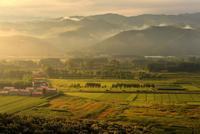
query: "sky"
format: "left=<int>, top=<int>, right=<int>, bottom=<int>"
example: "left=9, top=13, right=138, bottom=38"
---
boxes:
left=0, top=0, right=200, bottom=20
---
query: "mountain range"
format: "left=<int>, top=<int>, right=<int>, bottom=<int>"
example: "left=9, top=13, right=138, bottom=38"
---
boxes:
left=0, top=12, right=200, bottom=57
left=94, top=26, right=200, bottom=56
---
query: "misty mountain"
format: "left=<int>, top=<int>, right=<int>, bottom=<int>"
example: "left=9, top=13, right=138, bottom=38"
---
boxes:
left=1, top=12, right=200, bottom=57
left=47, top=12, right=200, bottom=52
left=0, top=36, right=61, bottom=57
left=94, top=26, right=200, bottom=56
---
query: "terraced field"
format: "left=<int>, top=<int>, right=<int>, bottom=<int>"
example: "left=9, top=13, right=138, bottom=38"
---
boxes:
left=0, top=96, right=46, bottom=114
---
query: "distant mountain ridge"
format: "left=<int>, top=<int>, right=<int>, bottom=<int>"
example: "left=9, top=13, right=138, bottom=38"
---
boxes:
left=1, top=12, right=200, bottom=57
left=94, top=26, right=200, bottom=56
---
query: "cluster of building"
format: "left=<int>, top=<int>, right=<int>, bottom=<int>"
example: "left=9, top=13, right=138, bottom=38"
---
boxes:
left=0, top=79, right=57, bottom=97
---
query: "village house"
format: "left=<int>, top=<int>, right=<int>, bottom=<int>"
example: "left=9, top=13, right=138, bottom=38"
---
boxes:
left=3, top=87, right=15, bottom=91
left=0, top=79, right=58, bottom=97
left=31, top=91, right=43, bottom=97
left=32, top=79, right=48, bottom=88
left=19, top=89, right=31, bottom=96
left=45, top=88, right=57, bottom=95
left=26, top=87, right=34, bottom=91
left=35, top=87, right=45, bottom=94
left=9, top=89, right=19, bottom=96
left=0, top=91, right=9, bottom=95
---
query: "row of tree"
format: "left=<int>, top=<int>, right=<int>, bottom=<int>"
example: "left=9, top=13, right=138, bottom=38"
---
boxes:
left=0, top=79, right=32, bottom=88
left=85, top=83, right=101, bottom=88
left=68, top=83, right=155, bottom=89
left=112, top=83, right=155, bottom=88
left=45, top=67, right=134, bottom=79
left=148, top=62, right=200, bottom=72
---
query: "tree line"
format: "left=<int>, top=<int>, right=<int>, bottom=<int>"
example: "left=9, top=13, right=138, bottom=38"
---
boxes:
left=148, top=62, right=200, bottom=72
left=68, top=82, right=155, bottom=89
left=112, top=83, right=155, bottom=88
left=0, top=114, right=154, bottom=134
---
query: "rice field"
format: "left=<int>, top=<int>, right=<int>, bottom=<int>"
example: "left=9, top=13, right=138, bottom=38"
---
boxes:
left=0, top=96, right=46, bottom=114
left=66, top=93, right=137, bottom=102
left=66, top=93, right=200, bottom=105
left=20, top=95, right=110, bottom=119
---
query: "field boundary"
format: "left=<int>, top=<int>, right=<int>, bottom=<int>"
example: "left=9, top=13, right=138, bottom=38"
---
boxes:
left=64, top=91, right=200, bottom=94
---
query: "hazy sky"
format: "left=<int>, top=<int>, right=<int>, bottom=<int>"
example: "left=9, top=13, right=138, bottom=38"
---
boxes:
left=0, top=0, right=200, bottom=19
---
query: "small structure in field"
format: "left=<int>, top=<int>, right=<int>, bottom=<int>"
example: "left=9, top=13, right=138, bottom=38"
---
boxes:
left=4, top=87, right=15, bottom=91
left=0, top=91, right=9, bottom=95
left=32, top=91, right=43, bottom=97
left=32, top=79, right=49, bottom=88
left=45, top=88, right=57, bottom=95
left=9, top=89, right=19, bottom=96
left=19, top=89, right=31, bottom=96
left=26, top=87, right=34, bottom=91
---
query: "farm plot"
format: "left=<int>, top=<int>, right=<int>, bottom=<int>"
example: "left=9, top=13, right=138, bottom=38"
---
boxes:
left=22, top=96, right=110, bottom=119
left=66, top=93, right=137, bottom=102
left=182, top=85, right=200, bottom=91
left=131, top=94, right=200, bottom=105
left=66, top=93, right=200, bottom=106
left=0, top=96, right=46, bottom=114
left=17, top=94, right=200, bottom=126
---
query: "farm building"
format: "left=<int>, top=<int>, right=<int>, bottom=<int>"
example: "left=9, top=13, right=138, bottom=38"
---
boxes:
left=9, top=89, right=19, bottom=96
left=32, top=79, right=48, bottom=88
left=45, top=88, right=57, bottom=95
left=26, top=87, right=34, bottom=91
left=32, top=91, right=43, bottom=97
left=36, top=86, right=49, bottom=91
left=33, top=86, right=57, bottom=96
left=4, top=87, right=15, bottom=91
left=0, top=79, right=57, bottom=97
left=19, top=89, right=31, bottom=96
left=0, top=91, right=9, bottom=95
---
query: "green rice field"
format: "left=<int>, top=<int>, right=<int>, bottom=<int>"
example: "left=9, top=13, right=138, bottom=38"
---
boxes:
left=0, top=96, right=46, bottom=114
left=66, top=93, right=200, bottom=105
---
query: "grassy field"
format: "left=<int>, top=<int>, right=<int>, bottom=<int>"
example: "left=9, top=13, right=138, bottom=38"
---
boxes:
left=0, top=96, right=46, bottom=114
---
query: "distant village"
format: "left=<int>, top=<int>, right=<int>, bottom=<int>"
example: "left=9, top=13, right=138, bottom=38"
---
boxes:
left=0, top=79, right=57, bottom=97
